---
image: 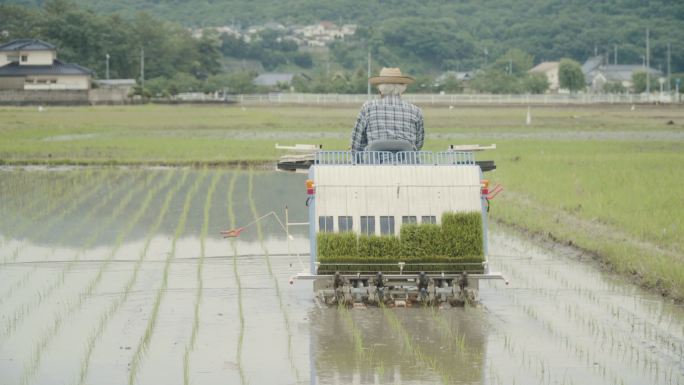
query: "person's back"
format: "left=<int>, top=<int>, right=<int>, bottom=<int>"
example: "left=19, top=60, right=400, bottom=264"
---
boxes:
left=351, top=68, right=424, bottom=152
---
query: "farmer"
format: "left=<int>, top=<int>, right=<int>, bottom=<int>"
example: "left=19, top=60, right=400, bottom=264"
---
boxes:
left=351, top=67, right=424, bottom=153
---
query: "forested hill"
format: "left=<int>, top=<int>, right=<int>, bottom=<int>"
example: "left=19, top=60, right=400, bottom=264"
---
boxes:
left=6, top=0, right=684, bottom=72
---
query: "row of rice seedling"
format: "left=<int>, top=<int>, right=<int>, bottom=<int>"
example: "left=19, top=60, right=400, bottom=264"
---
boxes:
left=0, top=169, right=128, bottom=268
left=226, top=172, right=247, bottom=385
left=495, top=261, right=660, bottom=385
left=2, top=168, right=113, bottom=242
left=247, top=169, right=301, bottom=381
left=183, top=169, right=222, bottom=385
left=0, top=171, right=162, bottom=339
left=379, top=305, right=454, bottom=384
left=429, top=307, right=471, bottom=356
left=1, top=169, right=93, bottom=226
left=317, top=212, right=484, bottom=273
left=127, top=169, right=205, bottom=385
left=75, top=168, right=188, bottom=385
left=336, top=304, right=375, bottom=362
left=496, top=257, right=677, bottom=384
left=0, top=168, right=101, bottom=262
left=0, top=171, right=141, bottom=307
left=17, top=170, right=177, bottom=385
left=1, top=170, right=137, bottom=265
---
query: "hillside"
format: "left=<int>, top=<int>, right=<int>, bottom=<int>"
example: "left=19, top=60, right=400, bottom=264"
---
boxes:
left=6, top=0, right=684, bottom=73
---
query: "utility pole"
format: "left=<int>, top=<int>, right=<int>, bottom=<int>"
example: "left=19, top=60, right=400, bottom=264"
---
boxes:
left=646, top=28, right=650, bottom=94
left=140, top=47, right=145, bottom=89
left=614, top=45, right=617, bottom=65
left=367, top=48, right=371, bottom=100
left=667, top=42, right=671, bottom=92
left=105, top=53, right=110, bottom=80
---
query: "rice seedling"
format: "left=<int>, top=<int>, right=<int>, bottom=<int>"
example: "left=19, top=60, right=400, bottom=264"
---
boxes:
left=226, top=171, right=247, bottom=385
left=497, top=254, right=679, bottom=383
left=17, top=170, right=177, bottom=385
left=379, top=305, right=453, bottom=384
left=76, top=168, right=188, bottom=385
left=429, top=307, right=470, bottom=356
left=317, top=213, right=484, bottom=274
left=0, top=171, right=162, bottom=338
left=337, top=304, right=373, bottom=362
left=1, top=169, right=136, bottom=266
left=247, top=169, right=301, bottom=381
left=183, top=169, right=221, bottom=385
left=0, top=170, right=140, bottom=308
left=0, top=169, right=98, bottom=263
left=2, top=168, right=93, bottom=227
left=2, top=168, right=115, bottom=244
left=127, top=169, right=204, bottom=385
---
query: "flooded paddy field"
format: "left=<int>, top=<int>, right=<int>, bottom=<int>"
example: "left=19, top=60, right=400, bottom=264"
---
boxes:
left=1, top=167, right=683, bottom=385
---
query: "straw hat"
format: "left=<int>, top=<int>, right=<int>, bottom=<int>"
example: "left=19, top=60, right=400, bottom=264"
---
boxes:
left=368, top=67, right=414, bottom=85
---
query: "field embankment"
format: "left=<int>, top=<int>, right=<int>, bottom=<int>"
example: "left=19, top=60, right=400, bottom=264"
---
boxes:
left=1, top=104, right=682, bottom=300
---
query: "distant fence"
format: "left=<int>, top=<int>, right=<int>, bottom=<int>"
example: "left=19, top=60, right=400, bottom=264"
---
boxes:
left=233, top=92, right=681, bottom=106
left=0, top=89, right=135, bottom=106
left=0, top=90, right=90, bottom=105
left=0, top=90, right=679, bottom=106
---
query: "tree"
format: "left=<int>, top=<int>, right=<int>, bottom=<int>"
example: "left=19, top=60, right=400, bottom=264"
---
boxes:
left=603, top=81, right=627, bottom=94
left=558, top=58, right=585, bottom=92
left=493, top=49, right=534, bottom=76
left=631, top=71, right=657, bottom=93
left=470, top=69, right=521, bottom=94
left=441, top=75, right=464, bottom=93
left=522, top=73, right=549, bottom=94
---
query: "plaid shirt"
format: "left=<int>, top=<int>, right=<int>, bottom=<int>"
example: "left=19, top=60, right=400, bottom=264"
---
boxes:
left=351, top=95, right=424, bottom=152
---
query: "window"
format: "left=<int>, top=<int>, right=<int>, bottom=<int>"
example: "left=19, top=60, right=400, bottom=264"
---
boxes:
left=421, top=215, right=436, bottom=224
left=21, top=55, right=28, bottom=62
left=318, top=216, right=333, bottom=232
left=7, top=54, right=19, bottom=63
left=360, top=216, right=375, bottom=235
left=402, top=216, right=417, bottom=224
left=380, top=216, right=395, bottom=235
left=338, top=216, right=353, bottom=232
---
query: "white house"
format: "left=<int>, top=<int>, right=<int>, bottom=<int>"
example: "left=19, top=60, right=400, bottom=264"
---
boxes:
left=0, top=39, right=93, bottom=90
left=528, top=61, right=560, bottom=92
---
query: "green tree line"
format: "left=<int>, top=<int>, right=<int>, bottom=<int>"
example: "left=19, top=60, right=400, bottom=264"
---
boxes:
left=6, top=0, right=681, bottom=73
left=0, top=0, right=223, bottom=84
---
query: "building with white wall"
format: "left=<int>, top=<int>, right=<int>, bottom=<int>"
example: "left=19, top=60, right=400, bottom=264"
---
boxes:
left=0, top=39, right=93, bottom=90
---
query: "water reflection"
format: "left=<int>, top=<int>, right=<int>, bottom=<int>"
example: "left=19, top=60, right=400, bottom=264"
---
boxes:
left=310, top=306, right=486, bottom=384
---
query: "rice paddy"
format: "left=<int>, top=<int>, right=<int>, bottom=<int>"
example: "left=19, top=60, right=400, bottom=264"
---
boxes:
left=1, top=167, right=683, bottom=385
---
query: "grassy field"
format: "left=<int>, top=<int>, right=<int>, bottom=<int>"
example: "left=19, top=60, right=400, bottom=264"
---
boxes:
left=1, top=103, right=683, bottom=299
left=0, top=104, right=682, bottom=164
